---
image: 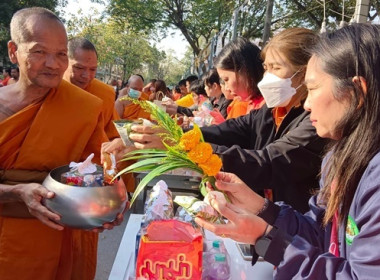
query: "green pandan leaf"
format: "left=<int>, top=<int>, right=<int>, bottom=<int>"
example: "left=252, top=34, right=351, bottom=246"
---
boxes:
left=119, top=153, right=166, bottom=162
left=130, top=162, right=192, bottom=205
left=121, top=148, right=167, bottom=157
left=200, top=181, right=208, bottom=197
left=115, top=157, right=164, bottom=178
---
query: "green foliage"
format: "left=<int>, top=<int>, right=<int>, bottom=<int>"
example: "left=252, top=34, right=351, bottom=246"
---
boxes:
left=106, top=0, right=380, bottom=63
left=115, top=99, right=203, bottom=205
left=273, top=1, right=380, bottom=32
left=65, top=8, right=189, bottom=84
left=107, top=0, right=240, bottom=56
left=123, top=98, right=184, bottom=143
left=66, top=11, right=156, bottom=83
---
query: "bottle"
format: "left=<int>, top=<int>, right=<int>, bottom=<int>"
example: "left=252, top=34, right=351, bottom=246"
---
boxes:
left=207, top=253, right=230, bottom=280
left=210, top=240, right=226, bottom=254
left=207, top=240, right=228, bottom=262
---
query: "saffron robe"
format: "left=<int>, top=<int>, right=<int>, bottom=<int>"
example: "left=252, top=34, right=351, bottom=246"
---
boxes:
left=121, top=92, right=151, bottom=120
left=85, top=78, right=120, bottom=140
left=0, top=80, right=108, bottom=280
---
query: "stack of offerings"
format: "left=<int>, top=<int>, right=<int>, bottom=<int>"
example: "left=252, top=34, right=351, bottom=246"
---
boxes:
left=60, top=153, right=117, bottom=187
left=42, top=152, right=127, bottom=230
left=135, top=181, right=225, bottom=280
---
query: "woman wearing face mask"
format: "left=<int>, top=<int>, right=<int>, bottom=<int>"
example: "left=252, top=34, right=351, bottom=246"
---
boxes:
left=103, top=28, right=326, bottom=212
left=197, top=23, right=380, bottom=279
left=200, top=28, right=327, bottom=212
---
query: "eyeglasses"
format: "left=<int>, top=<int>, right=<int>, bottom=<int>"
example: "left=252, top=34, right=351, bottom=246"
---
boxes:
left=219, top=79, right=225, bottom=85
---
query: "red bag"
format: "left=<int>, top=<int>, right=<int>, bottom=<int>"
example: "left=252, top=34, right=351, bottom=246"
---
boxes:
left=136, top=219, right=203, bottom=280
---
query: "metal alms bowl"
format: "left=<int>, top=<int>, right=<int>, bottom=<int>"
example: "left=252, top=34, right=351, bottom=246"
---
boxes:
left=42, top=165, right=128, bottom=230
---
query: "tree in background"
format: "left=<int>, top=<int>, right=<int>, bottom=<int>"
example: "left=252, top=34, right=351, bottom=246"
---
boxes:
left=107, top=0, right=251, bottom=56
left=0, top=0, right=67, bottom=65
left=65, top=8, right=190, bottom=85
left=105, top=0, right=380, bottom=68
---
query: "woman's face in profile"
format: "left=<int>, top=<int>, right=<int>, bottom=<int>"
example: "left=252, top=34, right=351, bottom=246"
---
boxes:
left=304, top=55, right=349, bottom=140
left=217, top=68, right=251, bottom=101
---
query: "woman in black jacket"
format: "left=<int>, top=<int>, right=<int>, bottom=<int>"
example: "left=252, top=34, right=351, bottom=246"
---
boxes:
left=201, top=28, right=327, bottom=212
left=103, top=28, right=327, bottom=213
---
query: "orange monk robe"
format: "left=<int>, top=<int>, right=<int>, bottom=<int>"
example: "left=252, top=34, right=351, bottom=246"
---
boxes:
left=84, top=78, right=120, bottom=140
left=120, top=92, right=152, bottom=192
left=85, top=79, right=135, bottom=192
left=0, top=80, right=109, bottom=280
left=121, top=91, right=151, bottom=120
left=226, top=96, right=265, bottom=120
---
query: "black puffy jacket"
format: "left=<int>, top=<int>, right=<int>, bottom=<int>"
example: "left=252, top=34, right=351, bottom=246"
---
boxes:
left=201, top=104, right=328, bottom=213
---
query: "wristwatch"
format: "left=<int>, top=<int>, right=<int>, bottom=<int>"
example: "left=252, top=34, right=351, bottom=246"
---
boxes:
left=254, top=226, right=278, bottom=258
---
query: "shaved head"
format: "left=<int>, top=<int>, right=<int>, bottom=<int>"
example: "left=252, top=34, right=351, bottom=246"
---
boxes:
left=68, top=37, right=98, bottom=59
left=10, top=7, right=64, bottom=44
left=128, top=75, right=144, bottom=91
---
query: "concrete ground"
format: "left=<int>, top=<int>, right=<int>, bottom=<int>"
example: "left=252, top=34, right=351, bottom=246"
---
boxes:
left=94, top=211, right=131, bottom=280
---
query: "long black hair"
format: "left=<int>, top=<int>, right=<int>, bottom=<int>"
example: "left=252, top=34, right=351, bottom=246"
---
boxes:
left=214, top=37, right=263, bottom=99
left=315, top=24, right=380, bottom=224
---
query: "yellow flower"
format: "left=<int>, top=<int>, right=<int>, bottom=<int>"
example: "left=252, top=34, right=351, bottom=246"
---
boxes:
left=199, top=154, right=223, bottom=176
left=188, top=142, right=213, bottom=164
left=179, top=127, right=201, bottom=151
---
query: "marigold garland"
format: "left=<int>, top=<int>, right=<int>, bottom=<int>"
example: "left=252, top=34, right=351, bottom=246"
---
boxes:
left=198, top=154, right=223, bottom=176
left=187, top=142, right=213, bottom=164
left=116, top=98, right=224, bottom=205
left=179, top=128, right=201, bottom=151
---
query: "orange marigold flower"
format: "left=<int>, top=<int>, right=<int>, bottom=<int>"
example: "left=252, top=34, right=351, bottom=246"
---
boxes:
left=188, top=142, right=213, bottom=164
left=199, top=154, right=223, bottom=176
left=179, top=127, right=201, bottom=151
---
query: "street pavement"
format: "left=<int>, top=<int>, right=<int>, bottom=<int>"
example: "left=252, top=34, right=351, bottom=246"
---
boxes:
left=94, top=211, right=131, bottom=280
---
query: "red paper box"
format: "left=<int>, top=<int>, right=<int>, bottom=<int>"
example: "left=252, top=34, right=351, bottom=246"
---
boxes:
left=136, top=219, right=203, bottom=280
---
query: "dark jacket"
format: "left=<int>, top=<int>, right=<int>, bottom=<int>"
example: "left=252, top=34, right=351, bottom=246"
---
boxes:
left=177, top=95, right=232, bottom=118
left=210, top=95, right=232, bottom=119
left=201, top=104, right=328, bottom=213
left=262, top=152, right=380, bottom=279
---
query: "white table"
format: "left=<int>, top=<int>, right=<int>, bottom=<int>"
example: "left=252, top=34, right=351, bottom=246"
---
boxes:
left=109, top=214, right=274, bottom=280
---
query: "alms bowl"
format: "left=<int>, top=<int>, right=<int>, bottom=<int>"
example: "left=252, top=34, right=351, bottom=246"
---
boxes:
left=42, top=165, right=128, bottom=229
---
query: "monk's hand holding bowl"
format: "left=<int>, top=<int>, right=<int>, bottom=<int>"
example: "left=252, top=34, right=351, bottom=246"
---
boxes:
left=16, top=183, right=64, bottom=231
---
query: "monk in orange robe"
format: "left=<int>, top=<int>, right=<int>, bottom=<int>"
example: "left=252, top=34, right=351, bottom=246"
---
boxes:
left=63, top=37, right=120, bottom=141
left=115, top=74, right=151, bottom=120
left=63, top=38, right=137, bottom=192
left=86, top=78, right=120, bottom=139
left=0, top=8, right=116, bottom=280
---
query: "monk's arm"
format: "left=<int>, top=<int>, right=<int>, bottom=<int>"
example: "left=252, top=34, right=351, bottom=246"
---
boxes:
left=0, top=183, right=24, bottom=202
left=115, top=98, right=125, bottom=117
left=0, top=183, right=63, bottom=230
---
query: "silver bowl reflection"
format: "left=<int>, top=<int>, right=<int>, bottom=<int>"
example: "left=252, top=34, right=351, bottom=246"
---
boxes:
left=42, top=165, right=128, bottom=229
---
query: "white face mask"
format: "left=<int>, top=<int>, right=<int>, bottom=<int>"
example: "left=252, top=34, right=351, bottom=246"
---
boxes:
left=258, top=71, right=301, bottom=108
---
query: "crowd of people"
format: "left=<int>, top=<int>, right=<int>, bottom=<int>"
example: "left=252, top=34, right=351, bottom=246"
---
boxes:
left=2, top=5, right=380, bottom=280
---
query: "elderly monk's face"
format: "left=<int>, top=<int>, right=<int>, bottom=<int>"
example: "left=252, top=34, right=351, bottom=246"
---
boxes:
left=64, top=48, right=97, bottom=89
left=11, top=16, right=68, bottom=89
